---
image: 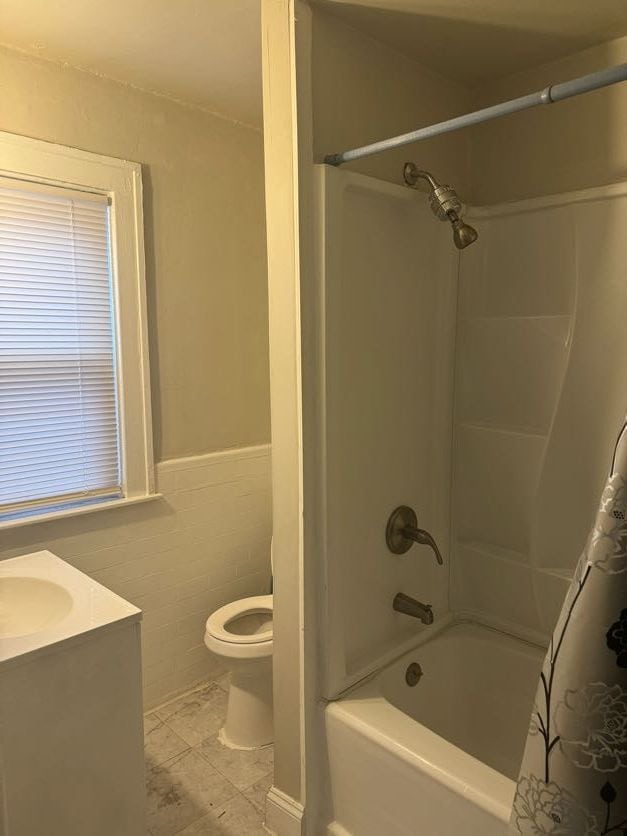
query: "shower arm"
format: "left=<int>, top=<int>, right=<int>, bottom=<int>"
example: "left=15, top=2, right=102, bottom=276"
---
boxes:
left=403, top=167, right=439, bottom=192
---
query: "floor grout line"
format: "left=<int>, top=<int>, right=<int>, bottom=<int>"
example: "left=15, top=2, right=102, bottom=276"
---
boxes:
left=144, top=674, right=272, bottom=835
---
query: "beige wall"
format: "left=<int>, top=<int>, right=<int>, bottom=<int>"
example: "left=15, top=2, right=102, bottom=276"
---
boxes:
left=0, top=46, right=270, bottom=461
left=312, top=8, right=471, bottom=194
left=469, top=36, right=627, bottom=205
left=0, top=46, right=273, bottom=710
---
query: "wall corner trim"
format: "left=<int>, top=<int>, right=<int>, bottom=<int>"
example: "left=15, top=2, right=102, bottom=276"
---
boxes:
left=265, top=786, right=305, bottom=836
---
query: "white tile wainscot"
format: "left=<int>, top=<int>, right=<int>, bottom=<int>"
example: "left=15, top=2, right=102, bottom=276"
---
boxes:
left=0, top=444, right=272, bottom=707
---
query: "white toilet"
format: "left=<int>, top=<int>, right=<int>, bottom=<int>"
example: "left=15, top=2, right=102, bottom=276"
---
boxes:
left=204, top=593, right=273, bottom=749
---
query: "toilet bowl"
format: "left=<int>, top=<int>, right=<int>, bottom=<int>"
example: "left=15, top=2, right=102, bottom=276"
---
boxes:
left=204, top=594, right=273, bottom=749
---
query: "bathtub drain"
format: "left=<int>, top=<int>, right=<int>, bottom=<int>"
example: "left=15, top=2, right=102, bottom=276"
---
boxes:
left=405, top=662, right=423, bottom=686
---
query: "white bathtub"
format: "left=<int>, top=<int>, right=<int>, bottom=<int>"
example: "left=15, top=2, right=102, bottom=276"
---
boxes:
left=324, top=621, right=544, bottom=836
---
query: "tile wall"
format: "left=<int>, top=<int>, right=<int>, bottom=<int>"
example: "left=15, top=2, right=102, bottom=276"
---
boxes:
left=0, top=444, right=272, bottom=707
left=452, top=203, right=577, bottom=642
left=452, top=191, right=627, bottom=642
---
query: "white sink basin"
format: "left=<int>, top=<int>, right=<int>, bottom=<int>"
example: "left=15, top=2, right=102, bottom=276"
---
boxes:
left=0, top=576, right=73, bottom=638
left=0, top=551, right=141, bottom=665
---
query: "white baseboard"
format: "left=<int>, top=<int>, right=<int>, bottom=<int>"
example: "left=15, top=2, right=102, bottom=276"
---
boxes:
left=265, top=786, right=304, bottom=836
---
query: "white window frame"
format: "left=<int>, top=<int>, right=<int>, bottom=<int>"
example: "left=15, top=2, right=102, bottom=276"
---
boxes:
left=0, top=130, right=155, bottom=529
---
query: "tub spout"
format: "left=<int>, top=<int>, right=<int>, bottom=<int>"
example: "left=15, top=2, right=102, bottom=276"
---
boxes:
left=393, top=593, right=434, bottom=625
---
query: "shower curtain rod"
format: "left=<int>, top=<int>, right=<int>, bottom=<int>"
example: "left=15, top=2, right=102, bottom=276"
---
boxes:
left=324, top=63, right=627, bottom=167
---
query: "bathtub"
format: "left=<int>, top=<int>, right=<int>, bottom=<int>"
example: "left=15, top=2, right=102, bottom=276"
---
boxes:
left=324, top=621, right=544, bottom=835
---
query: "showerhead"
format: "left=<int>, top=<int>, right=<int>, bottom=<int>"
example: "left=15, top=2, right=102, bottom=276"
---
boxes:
left=403, top=162, right=478, bottom=250
left=449, top=212, right=478, bottom=250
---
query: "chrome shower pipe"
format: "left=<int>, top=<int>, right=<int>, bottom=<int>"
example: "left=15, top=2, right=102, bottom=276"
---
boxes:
left=324, top=63, right=627, bottom=167
left=403, top=166, right=439, bottom=193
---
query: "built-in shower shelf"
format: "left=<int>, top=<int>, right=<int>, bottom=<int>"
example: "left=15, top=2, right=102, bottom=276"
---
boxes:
left=455, top=539, right=528, bottom=565
left=537, top=567, right=574, bottom=580
left=459, top=314, right=571, bottom=325
left=458, top=421, right=549, bottom=439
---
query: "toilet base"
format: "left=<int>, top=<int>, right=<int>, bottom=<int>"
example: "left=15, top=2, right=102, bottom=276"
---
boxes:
left=218, top=726, right=273, bottom=751
left=221, top=663, right=273, bottom=749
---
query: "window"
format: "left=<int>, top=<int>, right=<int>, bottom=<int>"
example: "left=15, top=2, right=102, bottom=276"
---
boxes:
left=0, top=132, right=154, bottom=526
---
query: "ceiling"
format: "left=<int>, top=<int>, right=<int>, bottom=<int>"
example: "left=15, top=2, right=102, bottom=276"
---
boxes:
left=315, top=0, right=627, bottom=84
left=0, top=0, right=263, bottom=128
left=1, top=0, right=626, bottom=128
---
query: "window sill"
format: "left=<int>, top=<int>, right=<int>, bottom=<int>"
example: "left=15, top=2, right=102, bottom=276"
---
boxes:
left=0, top=493, right=163, bottom=532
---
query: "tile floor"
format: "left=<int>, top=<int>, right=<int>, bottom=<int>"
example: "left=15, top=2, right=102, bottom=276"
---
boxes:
left=144, top=675, right=273, bottom=835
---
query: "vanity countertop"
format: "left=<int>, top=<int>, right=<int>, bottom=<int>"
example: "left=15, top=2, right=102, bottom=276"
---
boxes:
left=0, top=550, right=141, bottom=666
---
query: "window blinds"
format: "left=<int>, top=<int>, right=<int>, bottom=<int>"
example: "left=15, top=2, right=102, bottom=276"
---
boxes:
left=0, top=178, right=122, bottom=517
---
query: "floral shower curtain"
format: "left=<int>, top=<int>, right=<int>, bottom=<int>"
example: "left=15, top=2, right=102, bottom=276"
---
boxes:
left=509, top=417, right=627, bottom=835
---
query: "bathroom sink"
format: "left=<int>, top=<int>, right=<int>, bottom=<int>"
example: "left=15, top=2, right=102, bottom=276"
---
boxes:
left=0, top=576, right=73, bottom=638
left=0, top=551, right=141, bottom=665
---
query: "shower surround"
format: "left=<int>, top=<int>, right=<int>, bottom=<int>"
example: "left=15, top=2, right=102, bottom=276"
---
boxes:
left=453, top=184, right=627, bottom=643
left=316, top=164, right=627, bottom=833
left=317, top=166, right=457, bottom=697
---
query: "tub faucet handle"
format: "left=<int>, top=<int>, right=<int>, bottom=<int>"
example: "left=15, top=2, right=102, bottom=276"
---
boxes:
left=386, top=506, right=444, bottom=565
left=408, top=526, right=444, bottom=565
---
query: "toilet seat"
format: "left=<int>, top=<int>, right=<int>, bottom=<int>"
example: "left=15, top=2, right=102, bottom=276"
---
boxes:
left=206, top=595, right=273, bottom=645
